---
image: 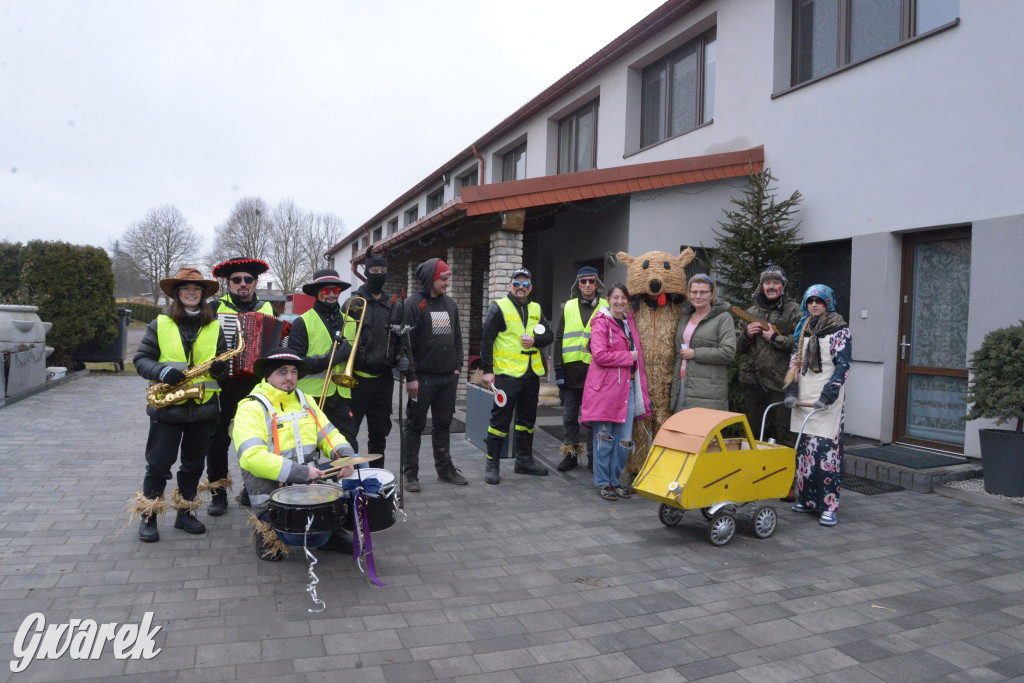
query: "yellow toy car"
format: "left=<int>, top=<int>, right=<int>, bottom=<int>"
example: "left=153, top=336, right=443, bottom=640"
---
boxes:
left=632, top=407, right=801, bottom=546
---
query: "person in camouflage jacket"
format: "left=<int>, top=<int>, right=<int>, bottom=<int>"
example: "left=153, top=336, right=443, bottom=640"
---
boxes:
left=736, top=265, right=802, bottom=447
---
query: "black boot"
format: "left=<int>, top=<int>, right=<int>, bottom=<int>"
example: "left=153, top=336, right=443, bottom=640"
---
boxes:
left=207, top=489, right=228, bottom=517
left=237, top=488, right=251, bottom=507
left=255, top=535, right=282, bottom=561
left=485, top=438, right=502, bottom=485
left=174, top=509, right=206, bottom=535
left=138, top=514, right=159, bottom=543
left=557, top=444, right=578, bottom=472
left=513, top=433, right=548, bottom=476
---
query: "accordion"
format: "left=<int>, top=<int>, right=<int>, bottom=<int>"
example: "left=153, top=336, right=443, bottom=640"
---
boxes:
left=219, top=312, right=286, bottom=378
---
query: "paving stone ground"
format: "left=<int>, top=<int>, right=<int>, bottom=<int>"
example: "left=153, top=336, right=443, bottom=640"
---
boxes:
left=1, top=374, right=1023, bottom=682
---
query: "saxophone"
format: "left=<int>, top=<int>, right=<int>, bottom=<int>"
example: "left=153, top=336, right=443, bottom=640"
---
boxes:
left=146, top=333, right=245, bottom=409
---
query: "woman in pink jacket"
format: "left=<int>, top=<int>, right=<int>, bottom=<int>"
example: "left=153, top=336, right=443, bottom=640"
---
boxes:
left=581, top=283, right=652, bottom=500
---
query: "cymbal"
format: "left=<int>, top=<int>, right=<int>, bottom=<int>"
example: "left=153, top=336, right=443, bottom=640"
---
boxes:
left=321, top=453, right=383, bottom=469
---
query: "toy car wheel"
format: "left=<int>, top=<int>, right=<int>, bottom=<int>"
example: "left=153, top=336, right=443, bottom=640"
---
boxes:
left=658, top=504, right=684, bottom=526
left=700, top=507, right=714, bottom=520
left=750, top=506, right=778, bottom=539
left=706, top=512, right=736, bottom=546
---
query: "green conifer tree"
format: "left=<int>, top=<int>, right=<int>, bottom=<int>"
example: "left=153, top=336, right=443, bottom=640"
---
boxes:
left=713, top=169, right=803, bottom=305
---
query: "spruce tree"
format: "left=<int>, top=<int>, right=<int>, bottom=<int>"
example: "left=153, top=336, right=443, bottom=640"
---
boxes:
left=713, top=168, right=803, bottom=305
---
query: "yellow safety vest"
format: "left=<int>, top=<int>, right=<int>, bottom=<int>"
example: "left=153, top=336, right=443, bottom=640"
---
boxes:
left=295, top=309, right=352, bottom=399
left=493, top=297, right=545, bottom=377
left=155, top=315, right=220, bottom=404
left=218, top=296, right=274, bottom=316
left=561, top=297, right=607, bottom=365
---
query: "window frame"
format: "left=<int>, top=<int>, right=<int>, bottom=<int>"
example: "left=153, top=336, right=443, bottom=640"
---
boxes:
left=790, top=0, right=959, bottom=87
left=639, top=27, right=716, bottom=150
left=557, top=99, right=599, bottom=175
left=501, top=142, right=527, bottom=182
left=403, top=206, right=419, bottom=226
left=426, top=186, right=445, bottom=212
left=387, top=218, right=399, bottom=235
left=371, top=226, right=382, bottom=243
left=457, top=167, right=479, bottom=190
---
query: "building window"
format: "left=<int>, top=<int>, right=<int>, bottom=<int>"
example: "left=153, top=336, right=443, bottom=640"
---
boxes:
left=640, top=28, right=716, bottom=149
left=501, top=142, right=527, bottom=182
left=426, top=186, right=445, bottom=212
left=387, top=218, right=399, bottom=235
left=372, top=226, right=382, bottom=243
left=792, top=0, right=959, bottom=85
left=359, top=236, right=368, bottom=250
left=351, top=243, right=358, bottom=261
left=558, top=100, right=598, bottom=174
left=457, top=167, right=478, bottom=190
left=403, top=206, right=419, bottom=226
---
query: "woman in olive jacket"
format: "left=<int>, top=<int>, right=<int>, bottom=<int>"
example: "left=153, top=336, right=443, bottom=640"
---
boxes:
left=669, top=274, right=736, bottom=411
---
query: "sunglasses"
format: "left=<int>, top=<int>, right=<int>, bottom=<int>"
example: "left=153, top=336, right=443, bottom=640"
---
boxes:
left=320, top=287, right=343, bottom=295
left=578, top=278, right=597, bottom=285
left=230, top=276, right=255, bottom=285
left=807, top=298, right=826, bottom=305
left=511, top=280, right=532, bottom=289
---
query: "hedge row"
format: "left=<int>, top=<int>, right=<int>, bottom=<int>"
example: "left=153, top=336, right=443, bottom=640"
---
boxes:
left=118, top=300, right=162, bottom=324
left=2, top=240, right=117, bottom=366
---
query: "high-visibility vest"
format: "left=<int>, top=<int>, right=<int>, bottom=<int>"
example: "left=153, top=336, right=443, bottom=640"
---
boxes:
left=295, top=308, right=352, bottom=399
left=492, top=297, right=545, bottom=377
left=218, top=296, right=274, bottom=315
left=561, top=297, right=607, bottom=365
left=155, top=315, right=221, bottom=404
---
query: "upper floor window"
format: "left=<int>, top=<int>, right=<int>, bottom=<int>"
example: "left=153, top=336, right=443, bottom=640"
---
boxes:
left=641, top=28, right=716, bottom=149
left=351, top=243, right=358, bottom=261
left=426, top=186, right=445, bottom=212
left=793, top=0, right=959, bottom=85
left=403, top=206, right=419, bottom=226
left=387, top=218, right=399, bottom=235
left=558, top=100, right=598, bottom=174
left=502, top=143, right=527, bottom=182
left=457, top=167, right=478, bottom=190
left=372, top=225, right=382, bottom=243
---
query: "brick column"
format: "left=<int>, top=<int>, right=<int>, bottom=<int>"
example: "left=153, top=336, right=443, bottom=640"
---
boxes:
left=447, top=245, right=474, bottom=402
left=406, top=262, right=417, bottom=299
left=487, top=227, right=523, bottom=304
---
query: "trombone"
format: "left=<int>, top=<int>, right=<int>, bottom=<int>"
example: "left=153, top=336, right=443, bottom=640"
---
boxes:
left=317, top=296, right=367, bottom=409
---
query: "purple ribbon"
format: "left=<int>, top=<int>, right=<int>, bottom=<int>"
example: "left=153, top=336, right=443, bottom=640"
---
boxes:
left=351, top=490, right=385, bottom=587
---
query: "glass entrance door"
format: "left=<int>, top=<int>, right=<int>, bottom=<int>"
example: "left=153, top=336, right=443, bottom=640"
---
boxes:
left=894, top=227, right=971, bottom=451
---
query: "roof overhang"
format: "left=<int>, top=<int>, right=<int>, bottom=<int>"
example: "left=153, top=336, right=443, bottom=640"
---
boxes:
left=354, top=145, right=763, bottom=264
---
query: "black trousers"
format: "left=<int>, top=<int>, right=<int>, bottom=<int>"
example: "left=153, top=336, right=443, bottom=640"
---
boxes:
left=340, top=372, right=394, bottom=462
left=143, top=418, right=217, bottom=500
left=486, top=373, right=539, bottom=459
left=207, top=378, right=259, bottom=485
left=561, top=386, right=593, bottom=457
left=742, top=384, right=793, bottom=447
left=401, top=372, right=457, bottom=478
left=321, top=393, right=358, bottom=455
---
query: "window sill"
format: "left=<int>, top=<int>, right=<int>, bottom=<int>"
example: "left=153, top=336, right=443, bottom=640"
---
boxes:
left=623, top=119, right=714, bottom=160
left=772, top=18, right=959, bottom=100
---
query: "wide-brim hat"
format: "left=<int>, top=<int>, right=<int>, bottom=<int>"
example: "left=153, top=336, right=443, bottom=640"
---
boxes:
left=302, top=269, right=351, bottom=296
left=212, top=257, right=270, bottom=279
left=252, top=347, right=311, bottom=379
left=159, top=268, right=220, bottom=299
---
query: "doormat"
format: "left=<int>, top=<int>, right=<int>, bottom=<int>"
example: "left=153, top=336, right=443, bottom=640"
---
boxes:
left=843, top=474, right=904, bottom=495
left=848, top=444, right=965, bottom=469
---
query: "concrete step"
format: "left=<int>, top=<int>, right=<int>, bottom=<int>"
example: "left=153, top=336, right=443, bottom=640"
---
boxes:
left=843, top=450, right=982, bottom=493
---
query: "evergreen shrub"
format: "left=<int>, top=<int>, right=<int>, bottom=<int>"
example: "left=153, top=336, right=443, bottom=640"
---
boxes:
left=965, top=322, right=1024, bottom=434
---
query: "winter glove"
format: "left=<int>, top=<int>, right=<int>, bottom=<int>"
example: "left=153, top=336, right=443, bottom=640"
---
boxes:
left=209, top=360, right=229, bottom=380
left=160, top=367, right=187, bottom=386
left=396, top=357, right=410, bottom=372
left=308, top=352, right=331, bottom=373
left=554, top=367, right=565, bottom=387
left=783, top=396, right=796, bottom=409
left=813, top=400, right=826, bottom=410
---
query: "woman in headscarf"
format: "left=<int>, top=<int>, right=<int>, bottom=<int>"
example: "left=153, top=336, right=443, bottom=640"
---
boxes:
left=783, top=284, right=852, bottom=527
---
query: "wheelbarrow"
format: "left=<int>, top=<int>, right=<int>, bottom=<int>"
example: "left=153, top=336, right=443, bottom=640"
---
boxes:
left=631, top=403, right=825, bottom=546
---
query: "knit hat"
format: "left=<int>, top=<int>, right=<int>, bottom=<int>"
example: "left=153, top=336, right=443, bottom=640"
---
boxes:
left=252, top=347, right=311, bottom=380
left=758, top=264, right=788, bottom=287
left=433, top=260, right=451, bottom=281
left=364, top=254, right=388, bottom=273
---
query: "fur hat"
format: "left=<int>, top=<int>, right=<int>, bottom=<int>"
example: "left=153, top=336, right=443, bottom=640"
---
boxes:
left=756, top=264, right=788, bottom=294
left=159, top=268, right=219, bottom=298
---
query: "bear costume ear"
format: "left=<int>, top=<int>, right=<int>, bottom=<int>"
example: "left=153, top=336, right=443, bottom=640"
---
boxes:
left=676, top=248, right=696, bottom=268
left=615, top=251, right=635, bottom=267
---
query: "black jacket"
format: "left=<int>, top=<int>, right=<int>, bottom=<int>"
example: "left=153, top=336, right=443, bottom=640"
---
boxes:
left=402, top=258, right=462, bottom=381
left=134, top=314, right=228, bottom=424
left=481, top=293, right=554, bottom=374
left=342, top=285, right=403, bottom=376
left=284, top=300, right=352, bottom=373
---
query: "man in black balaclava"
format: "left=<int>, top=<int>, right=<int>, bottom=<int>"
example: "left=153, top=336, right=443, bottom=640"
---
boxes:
left=336, top=253, right=405, bottom=462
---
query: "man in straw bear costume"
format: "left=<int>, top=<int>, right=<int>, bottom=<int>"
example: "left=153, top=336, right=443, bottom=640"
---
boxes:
left=615, top=248, right=695, bottom=479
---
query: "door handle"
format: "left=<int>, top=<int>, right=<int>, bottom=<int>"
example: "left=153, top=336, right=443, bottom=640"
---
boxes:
left=899, top=334, right=911, bottom=360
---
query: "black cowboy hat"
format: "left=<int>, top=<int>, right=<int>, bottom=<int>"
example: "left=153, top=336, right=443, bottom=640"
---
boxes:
left=301, top=269, right=351, bottom=296
left=212, top=257, right=270, bottom=279
left=252, top=347, right=311, bottom=379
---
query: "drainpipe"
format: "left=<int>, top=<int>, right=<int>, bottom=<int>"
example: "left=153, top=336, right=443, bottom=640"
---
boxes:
left=472, top=144, right=486, bottom=186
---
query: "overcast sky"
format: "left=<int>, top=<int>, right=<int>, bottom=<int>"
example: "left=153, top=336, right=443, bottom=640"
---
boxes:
left=1, top=0, right=666, bottom=252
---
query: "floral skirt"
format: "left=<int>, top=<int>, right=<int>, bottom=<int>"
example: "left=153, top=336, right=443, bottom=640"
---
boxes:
left=795, top=412, right=844, bottom=512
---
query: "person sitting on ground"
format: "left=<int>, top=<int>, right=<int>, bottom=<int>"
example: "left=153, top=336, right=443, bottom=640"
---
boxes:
left=232, top=347, right=355, bottom=561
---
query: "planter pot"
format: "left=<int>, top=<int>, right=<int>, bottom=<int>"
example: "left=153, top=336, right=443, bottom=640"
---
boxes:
left=979, top=428, right=1024, bottom=497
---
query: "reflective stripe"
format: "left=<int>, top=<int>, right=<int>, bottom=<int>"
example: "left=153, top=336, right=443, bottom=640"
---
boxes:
left=237, top=437, right=266, bottom=454
left=514, top=425, right=534, bottom=433
left=562, top=331, right=585, bottom=338
left=492, top=298, right=544, bottom=377
left=487, top=426, right=507, bottom=437
left=164, top=361, right=188, bottom=370
left=561, top=298, right=605, bottom=365
left=278, top=458, right=293, bottom=481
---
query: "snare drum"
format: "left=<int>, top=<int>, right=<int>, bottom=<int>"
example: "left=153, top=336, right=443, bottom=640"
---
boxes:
left=267, top=484, right=347, bottom=535
left=342, top=468, right=398, bottom=532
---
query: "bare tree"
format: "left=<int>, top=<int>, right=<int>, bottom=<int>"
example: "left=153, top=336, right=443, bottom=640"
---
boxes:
left=120, top=205, right=202, bottom=303
left=107, top=239, right=150, bottom=299
left=268, top=199, right=311, bottom=295
left=303, top=212, right=345, bottom=280
left=207, top=197, right=272, bottom=269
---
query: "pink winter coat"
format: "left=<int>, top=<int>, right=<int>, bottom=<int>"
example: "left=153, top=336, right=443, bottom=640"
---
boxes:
left=581, top=307, right=652, bottom=425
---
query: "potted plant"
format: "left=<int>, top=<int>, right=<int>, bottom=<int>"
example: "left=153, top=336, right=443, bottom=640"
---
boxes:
left=964, top=321, right=1024, bottom=496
